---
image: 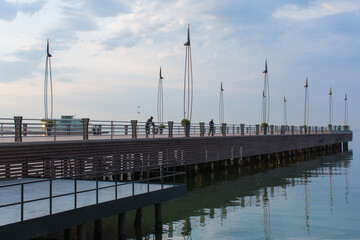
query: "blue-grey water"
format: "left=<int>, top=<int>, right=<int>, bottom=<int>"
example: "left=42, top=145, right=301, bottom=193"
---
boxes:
left=43, top=132, right=359, bottom=239
left=125, top=132, right=358, bottom=240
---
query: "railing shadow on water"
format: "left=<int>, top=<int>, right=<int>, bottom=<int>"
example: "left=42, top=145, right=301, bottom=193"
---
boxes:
left=0, top=117, right=347, bottom=143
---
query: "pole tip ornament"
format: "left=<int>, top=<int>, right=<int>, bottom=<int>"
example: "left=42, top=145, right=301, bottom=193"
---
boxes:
left=184, top=24, right=190, bottom=46
left=159, top=67, right=163, bottom=80
left=47, top=39, right=52, bottom=58
left=263, top=58, right=267, bottom=73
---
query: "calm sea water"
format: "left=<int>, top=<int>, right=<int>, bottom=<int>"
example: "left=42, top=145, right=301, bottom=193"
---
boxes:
left=44, top=132, right=359, bottom=240
left=119, top=131, right=359, bottom=240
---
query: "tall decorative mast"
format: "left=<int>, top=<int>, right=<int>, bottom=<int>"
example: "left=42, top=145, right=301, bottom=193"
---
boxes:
left=329, top=87, right=333, bottom=125
left=44, top=39, right=54, bottom=119
left=219, top=82, right=224, bottom=124
left=283, top=95, right=287, bottom=126
left=261, top=58, right=270, bottom=124
left=157, top=67, right=164, bottom=125
left=344, top=94, right=348, bottom=126
left=183, top=24, right=193, bottom=122
left=304, top=77, right=309, bottom=126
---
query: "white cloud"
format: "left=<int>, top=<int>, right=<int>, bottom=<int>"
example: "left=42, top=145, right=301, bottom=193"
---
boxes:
left=273, top=0, right=360, bottom=20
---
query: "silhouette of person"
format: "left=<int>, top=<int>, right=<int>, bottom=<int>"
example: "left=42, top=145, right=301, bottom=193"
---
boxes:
left=209, top=119, right=214, bottom=136
left=146, top=116, right=154, bottom=138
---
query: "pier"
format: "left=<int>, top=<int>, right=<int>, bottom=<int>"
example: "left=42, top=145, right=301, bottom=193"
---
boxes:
left=0, top=116, right=352, bottom=239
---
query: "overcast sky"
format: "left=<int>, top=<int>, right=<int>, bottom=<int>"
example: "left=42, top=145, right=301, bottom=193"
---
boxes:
left=0, top=0, right=359, bottom=127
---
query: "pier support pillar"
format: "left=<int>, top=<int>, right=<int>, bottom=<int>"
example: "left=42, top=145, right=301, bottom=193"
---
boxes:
left=211, top=162, right=214, bottom=170
left=222, top=123, right=227, bottom=136
left=168, top=121, right=174, bottom=138
left=199, top=122, right=205, bottom=137
left=343, top=142, right=348, bottom=151
left=94, top=219, right=102, bottom=240
left=118, top=212, right=126, bottom=240
left=134, top=208, right=143, bottom=227
left=155, top=203, right=162, bottom=233
left=14, top=116, right=23, bottom=142
left=131, top=120, right=137, bottom=139
left=328, top=124, right=332, bottom=132
left=76, top=224, right=86, bottom=240
left=82, top=118, right=89, bottom=140
left=240, top=124, right=245, bottom=136
left=64, top=228, right=72, bottom=240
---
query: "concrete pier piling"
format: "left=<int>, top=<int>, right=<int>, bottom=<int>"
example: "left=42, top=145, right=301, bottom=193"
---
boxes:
left=118, top=213, right=127, bottom=240
left=134, top=208, right=143, bottom=227
left=94, top=219, right=102, bottom=240
left=155, top=203, right=162, bottom=233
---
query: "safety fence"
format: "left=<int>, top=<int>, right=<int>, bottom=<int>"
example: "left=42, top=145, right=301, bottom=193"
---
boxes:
left=0, top=117, right=350, bottom=143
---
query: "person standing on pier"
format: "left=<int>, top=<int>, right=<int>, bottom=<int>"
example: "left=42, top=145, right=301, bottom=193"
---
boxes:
left=146, top=116, right=154, bottom=138
left=209, top=119, right=214, bottom=136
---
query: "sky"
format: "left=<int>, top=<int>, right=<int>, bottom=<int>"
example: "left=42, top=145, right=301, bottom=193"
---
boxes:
left=0, top=0, right=359, bottom=128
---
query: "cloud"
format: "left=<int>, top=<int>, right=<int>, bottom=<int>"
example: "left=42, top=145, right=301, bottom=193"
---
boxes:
left=273, top=0, right=360, bottom=20
left=0, top=48, right=43, bottom=82
left=0, top=0, right=45, bottom=21
left=85, top=0, right=129, bottom=17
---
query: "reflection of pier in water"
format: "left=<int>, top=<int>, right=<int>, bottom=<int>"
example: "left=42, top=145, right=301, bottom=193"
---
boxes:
left=155, top=151, right=352, bottom=239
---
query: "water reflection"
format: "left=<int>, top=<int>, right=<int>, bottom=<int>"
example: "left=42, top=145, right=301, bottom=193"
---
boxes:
left=143, top=151, right=353, bottom=240
left=71, top=150, right=353, bottom=240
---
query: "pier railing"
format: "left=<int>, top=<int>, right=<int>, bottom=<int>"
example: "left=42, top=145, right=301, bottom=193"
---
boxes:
left=0, top=165, right=185, bottom=224
left=0, top=117, right=350, bottom=143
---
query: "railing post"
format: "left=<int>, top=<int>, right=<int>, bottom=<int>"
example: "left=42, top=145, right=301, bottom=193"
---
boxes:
left=111, top=121, right=114, bottom=139
left=328, top=124, right=332, bottom=132
left=240, top=124, right=245, bottom=136
left=315, top=126, right=318, bottom=134
left=199, top=122, right=205, bottom=137
left=131, top=120, right=137, bottom=139
left=168, top=121, right=173, bottom=138
left=222, top=123, right=227, bottom=136
left=338, top=125, right=341, bottom=131
left=300, top=126, right=303, bottom=134
left=125, top=125, right=128, bottom=135
left=308, top=126, right=311, bottom=134
left=270, top=125, right=274, bottom=135
left=255, top=124, right=259, bottom=135
left=280, top=125, right=285, bottom=135
left=82, top=118, right=89, bottom=140
left=14, top=116, right=23, bottom=142
left=291, top=125, right=295, bottom=135
left=321, top=127, right=324, bottom=133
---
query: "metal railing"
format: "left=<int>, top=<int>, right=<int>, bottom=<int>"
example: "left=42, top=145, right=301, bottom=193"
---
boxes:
left=0, top=117, right=350, bottom=143
left=0, top=166, right=185, bottom=224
